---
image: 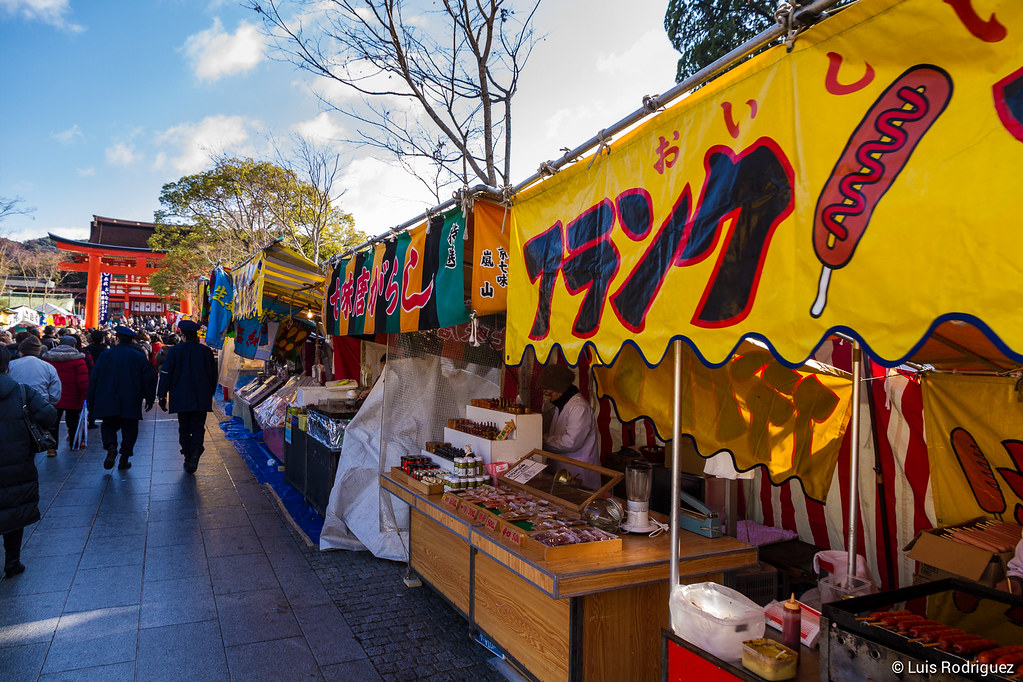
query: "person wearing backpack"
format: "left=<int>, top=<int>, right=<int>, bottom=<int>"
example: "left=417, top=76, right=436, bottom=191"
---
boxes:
left=0, top=346, right=58, bottom=578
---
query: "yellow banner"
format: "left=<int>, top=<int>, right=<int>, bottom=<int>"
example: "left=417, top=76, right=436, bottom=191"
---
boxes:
left=471, top=199, right=510, bottom=315
left=507, top=0, right=1023, bottom=368
left=922, top=373, right=1023, bottom=525
left=593, top=344, right=852, bottom=502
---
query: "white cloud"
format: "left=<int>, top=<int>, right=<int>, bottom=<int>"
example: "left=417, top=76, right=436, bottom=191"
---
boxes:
left=51, top=124, right=82, bottom=145
left=339, top=157, right=437, bottom=236
left=594, top=29, right=678, bottom=80
left=156, top=115, right=260, bottom=174
left=182, top=18, right=265, bottom=83
left=0, top=0, right=83, bottom=32
left=292, top=112, right=346, bottom=144
left=76, top=166, right=95, bottom=177
left=105, top=143, right=139, bottom=166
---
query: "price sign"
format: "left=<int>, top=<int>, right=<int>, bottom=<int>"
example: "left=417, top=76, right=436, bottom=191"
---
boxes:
left=501, top=525, right=522, bottom=545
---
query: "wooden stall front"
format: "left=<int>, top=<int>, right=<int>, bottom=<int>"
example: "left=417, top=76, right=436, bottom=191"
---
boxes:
left=381, top=471, right=757, bottom=682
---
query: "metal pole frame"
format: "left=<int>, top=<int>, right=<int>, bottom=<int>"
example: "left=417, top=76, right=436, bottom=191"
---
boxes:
left=846, top=342, right=863, bottom=579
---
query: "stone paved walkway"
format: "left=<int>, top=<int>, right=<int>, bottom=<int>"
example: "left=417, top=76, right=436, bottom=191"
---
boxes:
left=0, top=410, right=514, bottom=681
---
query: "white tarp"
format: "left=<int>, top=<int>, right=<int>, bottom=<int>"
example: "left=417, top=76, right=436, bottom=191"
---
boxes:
left=320, top=354, right=501, bottom=560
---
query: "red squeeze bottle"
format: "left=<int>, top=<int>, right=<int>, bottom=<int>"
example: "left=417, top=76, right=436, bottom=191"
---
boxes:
left=782, top=594, right=802, bottom=651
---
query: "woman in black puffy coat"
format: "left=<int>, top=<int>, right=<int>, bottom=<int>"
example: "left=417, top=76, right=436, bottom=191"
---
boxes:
left=0, top=346, right=58, bottom=578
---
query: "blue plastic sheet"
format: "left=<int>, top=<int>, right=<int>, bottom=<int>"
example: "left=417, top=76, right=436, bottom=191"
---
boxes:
left=218, top=417, right=324, bottom=544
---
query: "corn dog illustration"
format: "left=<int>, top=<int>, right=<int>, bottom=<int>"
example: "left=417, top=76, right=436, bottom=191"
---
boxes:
left=950, top=427, right=1006, bottom=515
left=811, top=65, right=953, bottom=317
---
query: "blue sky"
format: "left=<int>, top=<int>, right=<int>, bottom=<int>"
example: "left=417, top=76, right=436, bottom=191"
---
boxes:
left=0, top=0, right=679, bottom=245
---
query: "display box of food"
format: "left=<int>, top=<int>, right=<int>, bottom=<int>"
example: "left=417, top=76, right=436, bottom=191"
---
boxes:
left=389, top=467, right=444, bottom=496
left=903, top=518, right=1020, bottom=587
left=521, top=527, right=622, bottom=560
left=445, top=486, right=622, bottom=557
left=498, top=449, right=623, bottom=513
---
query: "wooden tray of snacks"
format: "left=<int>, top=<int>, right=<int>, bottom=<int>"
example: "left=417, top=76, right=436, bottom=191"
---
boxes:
left=389, top=467, right=444, bottom=496
left=521, top=528, right=622, bottom=560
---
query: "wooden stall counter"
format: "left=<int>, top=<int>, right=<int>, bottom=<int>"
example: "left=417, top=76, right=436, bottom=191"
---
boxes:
left=381, top=470, right=757, bottom=682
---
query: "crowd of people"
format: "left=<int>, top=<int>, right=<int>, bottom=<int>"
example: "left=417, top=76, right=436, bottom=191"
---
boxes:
left=0, top=319, right=217, bottom=580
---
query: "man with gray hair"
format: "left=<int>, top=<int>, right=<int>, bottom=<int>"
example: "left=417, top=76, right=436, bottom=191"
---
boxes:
left=9, top=335, right=61, bottom=456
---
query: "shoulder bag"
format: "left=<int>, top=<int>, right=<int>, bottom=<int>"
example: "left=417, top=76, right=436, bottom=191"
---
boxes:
left=20, top=384, right=57, bottom=452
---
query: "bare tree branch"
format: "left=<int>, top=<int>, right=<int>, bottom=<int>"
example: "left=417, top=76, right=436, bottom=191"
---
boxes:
left=249, top=0, right=542, bottom=192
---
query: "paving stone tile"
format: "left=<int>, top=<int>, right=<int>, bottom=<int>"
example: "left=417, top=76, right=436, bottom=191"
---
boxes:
left=274, top=564, right=333, bottom=609
left=208, top=552, right=278, bottom=595
left=37, top=661, right=136, bottom=681
left=195, top=487, right=243, bottom=509
left=98, top=491, right=150, bottom=514
left=0, top=554, right=78, bottom=597
left=90, top=511, right=149, bottom=538
left=215, top=587, right=301, bottom=647
left=35, top=503, right=98, bottom=520
left=64, top=563, right=143, bottom=613
left=47, top=487, right=105, bottom=508
left=203, top=524, right=263, bottom=557
left=79, top=533, right=146, bottom=570
left=248, top=511, right=292, bottom=539
left=0, top=589, right=65, bottom=646
left=225, top=636, right=323, bottom=680
left=0, top=641, right=49, bottom=682
left=136, top=619, right=228, bottom=681
left=294, top=604, right=368, bottom=667
left=150, top=482, right=198, bottom=502
left=143, top=542, right=209, bottom=582
left=32, top=512, right=95, bottom=531
left=104, top=476, right=153, bottom=495
left=320, top=658, right=383, bottom=682
left=148, top=499, right=200, bottom=519
left=198, top=505, right=251, bottom=530
left=20, top=525, right=90, bottom=557
left=140, top=575, right=217, bottom=629
left=145, top=518, right=203, bottom=548
left=41, top=605, right=139, bottom=674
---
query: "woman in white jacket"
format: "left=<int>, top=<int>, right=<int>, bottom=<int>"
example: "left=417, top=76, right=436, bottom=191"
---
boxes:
left=537, top=364, right=599, bottom=488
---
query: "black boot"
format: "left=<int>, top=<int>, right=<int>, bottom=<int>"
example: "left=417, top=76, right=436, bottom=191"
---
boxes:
left=184, top=453, right=200, bottom=474
left=3, top=560, right=25, bottom=578
left=103, top=448, right=117, bottom=470
left=118, top=454, right=132, bottom=470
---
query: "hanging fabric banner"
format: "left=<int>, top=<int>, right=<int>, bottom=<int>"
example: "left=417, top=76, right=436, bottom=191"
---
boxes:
left=592, top=343, right=853, bottom=502
left=206, top=267, right=234, bottom=350
left=232, top=257, right=265, bottom=320
left=922, top=372, right=1023, bottom=525
left=471, top=199, right=510, bottom=315
left=507, top=0, right=1023, bottom=369
left=98, top=273, right=111, bottom=325
left=326, top=208, right=470, bottom=335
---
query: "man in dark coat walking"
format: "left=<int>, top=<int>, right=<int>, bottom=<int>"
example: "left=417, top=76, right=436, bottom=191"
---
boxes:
left=157, top=320, right=217, bottom=473
left=87, top=326, right=156, bottom=470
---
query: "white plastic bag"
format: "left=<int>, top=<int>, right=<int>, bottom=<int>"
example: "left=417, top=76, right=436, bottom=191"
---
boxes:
left=670, top=582, right=765, bottom=661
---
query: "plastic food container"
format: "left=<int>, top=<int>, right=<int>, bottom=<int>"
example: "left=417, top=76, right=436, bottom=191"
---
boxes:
left=819, top=573, right=873, bottom=604
left=670, top=582, right=765, bottom=662
left=741, top=639, right=797, bottom=680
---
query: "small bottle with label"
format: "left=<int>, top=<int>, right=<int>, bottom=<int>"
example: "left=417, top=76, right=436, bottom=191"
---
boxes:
left=782, top=594, right=801, bottom=652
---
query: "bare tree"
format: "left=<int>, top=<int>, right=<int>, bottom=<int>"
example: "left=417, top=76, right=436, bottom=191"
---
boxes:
left=271, top=135, right=360, bottom=263
left=249, top=0, right=542, bottom=199
left=0, top=196, right=34, bottom=223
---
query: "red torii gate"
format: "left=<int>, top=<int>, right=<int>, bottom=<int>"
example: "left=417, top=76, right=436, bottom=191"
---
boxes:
left=50, top=233, right=191, bottom=328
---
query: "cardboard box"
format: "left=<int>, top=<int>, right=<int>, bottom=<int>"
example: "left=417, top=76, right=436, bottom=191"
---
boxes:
left=904, top=520, right=1014, bottom=587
